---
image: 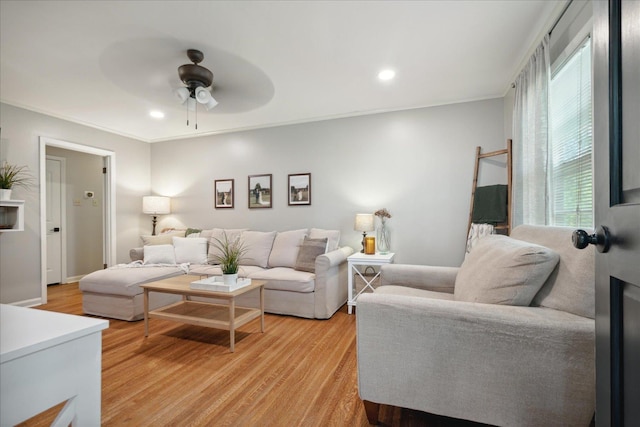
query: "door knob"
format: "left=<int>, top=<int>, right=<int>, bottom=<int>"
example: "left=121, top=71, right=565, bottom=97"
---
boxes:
left=572, top=226, right=611, bottom=253
left=52, top=227, right=60, bottom=232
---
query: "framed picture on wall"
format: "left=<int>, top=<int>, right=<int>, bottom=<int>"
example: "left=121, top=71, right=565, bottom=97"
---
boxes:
left=248, top=174, right=272, bottom=209
left=214, top=179, right=234, bottom=209
left=288, top=173, right=311, bottom=206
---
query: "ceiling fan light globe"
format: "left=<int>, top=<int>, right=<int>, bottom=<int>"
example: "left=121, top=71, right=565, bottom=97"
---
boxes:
left=195, top=86, right=212, bottom=104
left=204, top=96, right=218, bottom=111
left=174, top=87, right=190, bottom=104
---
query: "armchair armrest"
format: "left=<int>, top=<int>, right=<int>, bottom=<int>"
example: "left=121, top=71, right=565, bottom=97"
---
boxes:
left=380, top=264, right=458, bottom=293
left=356, top=293, right=595, bottom=426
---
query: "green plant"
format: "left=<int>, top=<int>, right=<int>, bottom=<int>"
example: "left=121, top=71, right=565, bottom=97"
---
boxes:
left=0, top=161, right=33, bottom=190
left=211, top=232, right=248, bottom=275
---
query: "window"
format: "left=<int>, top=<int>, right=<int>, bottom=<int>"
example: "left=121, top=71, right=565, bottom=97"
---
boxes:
left=549, top=37, right=593, bottom=228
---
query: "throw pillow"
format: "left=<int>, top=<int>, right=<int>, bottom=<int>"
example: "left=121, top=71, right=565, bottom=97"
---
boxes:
left=308, top=228, right=340, bottom=252
left=173, top=237, right=208, bottom=264
left=241, top=230, right=277, bottom=268
left=268, top=229, right=308, bottom=268
left=140, top=230, right=185, bottom=246
left=208, top=228, right=247, bottom=264
left=454, top=234, right=560, bottom=306
left=185, top=227, right=202, bottom=237
left=294, top=237, right=328, bottom=273
left=143, top=244, right=176, bottom=265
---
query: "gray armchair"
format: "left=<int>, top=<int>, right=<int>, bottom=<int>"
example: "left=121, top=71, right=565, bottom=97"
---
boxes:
left=356, top=225, right=595, bottom=426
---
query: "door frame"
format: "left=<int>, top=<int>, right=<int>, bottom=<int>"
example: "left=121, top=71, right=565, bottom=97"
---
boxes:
left=45, top=155, right=67, bottom=285
left=39, top=137, right=116, bottom=304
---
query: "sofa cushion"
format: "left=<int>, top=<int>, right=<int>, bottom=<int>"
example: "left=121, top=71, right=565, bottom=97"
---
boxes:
left=140, top=230, right=185, bottom=246
left=309, top=228, right=340, bottom=252
left=241, top=230, right=277, bottom=268
left=173, top=237, right=208, bottom=264
left=207, top=228, right=247, bottom=264
left=454, top=234, right=560, bottom=306
left=143, top=244, right=176, bottom=265
left=268, top=229, right=308, bottom=268
left=295, top=237, right=328, bottom=273
left=248, top=267, right=315, bottom=293
left=79, top=266, right=185, bottom=297
left=199, top=229, right=214, bottom=240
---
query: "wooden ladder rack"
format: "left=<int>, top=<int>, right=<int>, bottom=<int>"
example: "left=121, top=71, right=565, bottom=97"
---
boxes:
left=467, top=139, right=513, bottom=237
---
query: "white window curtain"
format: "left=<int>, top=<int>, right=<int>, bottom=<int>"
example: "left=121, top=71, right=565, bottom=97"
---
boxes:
left=512, top=34, right=551, bottom=226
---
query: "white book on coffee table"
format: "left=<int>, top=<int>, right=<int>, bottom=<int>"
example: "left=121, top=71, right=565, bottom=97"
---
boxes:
left=190, top=276, right=252, bottom=292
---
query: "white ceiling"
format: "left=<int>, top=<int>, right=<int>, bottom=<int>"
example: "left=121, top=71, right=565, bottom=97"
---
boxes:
left=0, top=1, right=562, bottom=143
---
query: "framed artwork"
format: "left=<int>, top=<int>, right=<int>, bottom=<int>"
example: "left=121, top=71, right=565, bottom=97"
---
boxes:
left=214, top=179, right=234, bottom=209
left=248, top=174, right=272, bottom=209
left=288, top=173, right=311, bottom=206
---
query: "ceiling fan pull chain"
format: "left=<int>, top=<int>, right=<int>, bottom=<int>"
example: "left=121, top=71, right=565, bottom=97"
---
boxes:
left=195, top=102, right=198, bottom=130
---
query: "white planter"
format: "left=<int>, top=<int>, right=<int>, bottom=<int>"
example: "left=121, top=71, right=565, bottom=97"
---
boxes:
left=222, top=273, right=238, bottom=285
left=0, top=189, right=12, bottom=201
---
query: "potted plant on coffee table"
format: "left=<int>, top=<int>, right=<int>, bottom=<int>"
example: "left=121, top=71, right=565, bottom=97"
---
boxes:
left=0, top=161, right=33, bottom=200
left=211, top=232, right=248, bottom=285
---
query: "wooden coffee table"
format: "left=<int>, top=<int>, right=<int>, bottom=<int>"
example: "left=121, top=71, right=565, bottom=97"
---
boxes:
left=140, top=275, right=265, bottom=352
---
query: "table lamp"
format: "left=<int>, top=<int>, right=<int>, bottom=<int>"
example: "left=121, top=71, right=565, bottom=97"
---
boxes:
left=354, top=213, right=374, bottom=253
left=142, top=196, right=171, bottom=235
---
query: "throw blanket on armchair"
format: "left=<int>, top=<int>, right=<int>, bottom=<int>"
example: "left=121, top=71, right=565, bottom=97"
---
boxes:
left=466, top=223, right=495, bottom=254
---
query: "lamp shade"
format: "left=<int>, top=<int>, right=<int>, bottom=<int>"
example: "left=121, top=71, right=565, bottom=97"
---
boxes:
left=354, top=213, right=375, bottom=232
left=142, top=196, right=171, bottom=215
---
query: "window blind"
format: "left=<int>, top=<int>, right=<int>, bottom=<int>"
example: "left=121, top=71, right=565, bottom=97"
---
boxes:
left=549, top=37, right=593, bottom=228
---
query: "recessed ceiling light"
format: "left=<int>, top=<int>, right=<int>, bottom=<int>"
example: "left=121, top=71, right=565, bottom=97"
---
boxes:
left=378, top=69, right=396, bottom=81
left=149, top=110, right=165, bottom=119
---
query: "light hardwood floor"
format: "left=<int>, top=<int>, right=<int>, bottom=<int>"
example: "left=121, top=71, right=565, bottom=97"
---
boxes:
left=20, top=283, right=484, bottom=427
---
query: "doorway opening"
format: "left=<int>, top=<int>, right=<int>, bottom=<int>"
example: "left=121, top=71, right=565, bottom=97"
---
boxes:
left=39, top=137, right=116, bottom=304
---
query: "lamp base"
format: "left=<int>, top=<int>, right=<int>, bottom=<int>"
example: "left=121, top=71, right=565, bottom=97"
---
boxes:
left=151, top=216, right=158, bottom=236
left=361, top=232, right=367, bottom=253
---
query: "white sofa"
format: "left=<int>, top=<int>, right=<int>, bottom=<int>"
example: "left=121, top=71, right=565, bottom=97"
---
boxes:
left=80, top=228, right=354, bottom=321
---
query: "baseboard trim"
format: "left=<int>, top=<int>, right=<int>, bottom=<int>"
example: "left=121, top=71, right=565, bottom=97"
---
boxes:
left=10, top=297, right=43, bottom=307
left=65, top=275, right=84, bottom=283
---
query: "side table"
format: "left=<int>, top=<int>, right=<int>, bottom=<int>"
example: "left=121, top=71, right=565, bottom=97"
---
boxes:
left=347, top=252, right=395, bottom=314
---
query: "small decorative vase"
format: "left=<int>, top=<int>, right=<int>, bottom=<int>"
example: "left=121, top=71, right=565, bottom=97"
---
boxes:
left=222, top=273, right=238, bottom=285
left=377, top=221, right=390, bottom=254
left=0, top=189, right=11, bottom=201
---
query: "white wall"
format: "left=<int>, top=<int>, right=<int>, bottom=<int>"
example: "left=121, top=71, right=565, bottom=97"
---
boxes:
left=0, top=103, right=151, bottom=304
left=151, top=98, right=507, bottom=266
left=46, top=146, right=104, bottom=279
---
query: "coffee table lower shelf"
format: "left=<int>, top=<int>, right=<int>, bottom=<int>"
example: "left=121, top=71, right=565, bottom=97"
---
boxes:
left=150, top=300, right=262, bottom=329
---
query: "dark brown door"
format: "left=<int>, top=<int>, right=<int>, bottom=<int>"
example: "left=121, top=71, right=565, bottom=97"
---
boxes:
left=593, top=0, right=640, bottom=425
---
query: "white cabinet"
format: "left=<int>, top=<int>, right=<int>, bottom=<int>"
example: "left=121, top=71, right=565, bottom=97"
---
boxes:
left=0, top=200, right=24, bottom=232
left=1, top=304, right=109, bottom=426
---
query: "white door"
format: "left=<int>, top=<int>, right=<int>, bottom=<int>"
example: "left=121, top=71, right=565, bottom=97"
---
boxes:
left=46, top=157, right=63, bottom=285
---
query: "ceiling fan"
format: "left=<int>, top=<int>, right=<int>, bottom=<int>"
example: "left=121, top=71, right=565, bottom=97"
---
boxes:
left=174, top=49, right=217, bottom=128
